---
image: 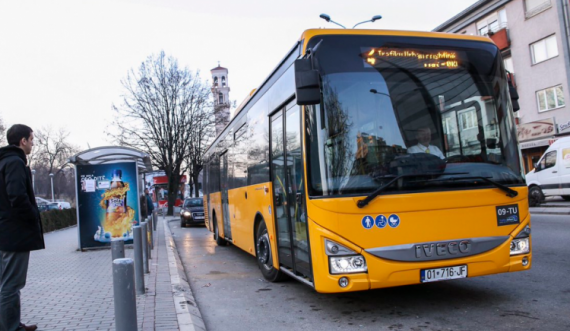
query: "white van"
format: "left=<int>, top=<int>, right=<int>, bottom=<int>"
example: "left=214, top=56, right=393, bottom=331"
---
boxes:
left=525, top=137, right=570, bottom=206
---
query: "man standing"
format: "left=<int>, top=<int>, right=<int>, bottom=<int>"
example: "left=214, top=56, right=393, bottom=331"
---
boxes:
left=0, top=124, right=44, bottom=331
left=145, top=188, right=154, bottom=217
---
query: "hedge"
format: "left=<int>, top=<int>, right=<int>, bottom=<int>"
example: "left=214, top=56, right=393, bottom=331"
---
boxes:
left=41, top=208, right=77, bottom=233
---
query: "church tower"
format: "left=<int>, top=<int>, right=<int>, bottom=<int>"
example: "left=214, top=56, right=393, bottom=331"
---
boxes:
left=211, top=63, right=230, bottom=135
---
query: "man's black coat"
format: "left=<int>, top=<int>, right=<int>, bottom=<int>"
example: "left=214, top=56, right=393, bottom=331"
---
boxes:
left=0, top=145, right=45, bottom=252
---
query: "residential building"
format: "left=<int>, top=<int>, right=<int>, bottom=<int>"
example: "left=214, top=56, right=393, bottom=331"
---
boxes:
left=434, top=0, right=570, bottom=172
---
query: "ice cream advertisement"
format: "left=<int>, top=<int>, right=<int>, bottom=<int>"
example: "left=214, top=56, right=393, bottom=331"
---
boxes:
left=76, top=162, right=139, bottom=249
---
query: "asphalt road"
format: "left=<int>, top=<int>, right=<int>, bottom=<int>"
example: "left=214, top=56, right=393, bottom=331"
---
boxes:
left=170, top=214, right=570, bottom=331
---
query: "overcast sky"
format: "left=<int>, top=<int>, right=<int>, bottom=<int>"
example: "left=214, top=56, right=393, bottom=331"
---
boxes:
left=0, top=0, right=478, bottom=149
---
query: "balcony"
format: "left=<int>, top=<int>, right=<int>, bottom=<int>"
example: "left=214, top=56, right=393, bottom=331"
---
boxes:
left=488, top=27, right=510, bottom=50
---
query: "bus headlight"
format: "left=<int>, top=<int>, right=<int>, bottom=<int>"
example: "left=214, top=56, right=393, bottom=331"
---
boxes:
left=330, top=256, right=367, bottom=274
left=510, top=225, right=530, bottom=256
left=325, top=239, right=367, bottom=274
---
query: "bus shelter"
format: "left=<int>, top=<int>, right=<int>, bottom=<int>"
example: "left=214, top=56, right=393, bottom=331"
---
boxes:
left=69, top=146, right=152, bottom=250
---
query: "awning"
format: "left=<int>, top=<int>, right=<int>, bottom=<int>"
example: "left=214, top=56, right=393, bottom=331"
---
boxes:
left=68, top=146, right=153, bottom=173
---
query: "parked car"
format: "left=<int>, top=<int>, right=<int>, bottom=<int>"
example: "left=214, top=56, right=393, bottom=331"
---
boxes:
left=37, top=203, right=50, bottom=212
left=526, top=137, right=570, bottom=206
left=36, top=197, right=51, bottom=205
left=52, top=201, right=71, bottom=209
left=180, top=197, right=205, bottom=227
left=43, top=203, right=61, bottom=211
left=35, top=198, right=71, bottom=210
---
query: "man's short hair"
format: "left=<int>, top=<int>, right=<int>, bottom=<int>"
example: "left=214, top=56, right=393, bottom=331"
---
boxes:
left=7, top=124, right=33, bottom=146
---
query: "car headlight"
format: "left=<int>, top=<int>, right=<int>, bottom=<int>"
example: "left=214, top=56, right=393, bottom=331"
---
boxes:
left=510, top=225, right=531, bottom=256
left=325, top=239, right=367, bottom=274
left=183, top=211, right=191, bottom=217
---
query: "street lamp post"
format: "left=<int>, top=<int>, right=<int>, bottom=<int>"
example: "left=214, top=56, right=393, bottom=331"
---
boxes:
left=319, top=14, right=382, bottom=29
left=31, top=169, right=36, bottom=193
left=49, top=173, right=54, bottom=202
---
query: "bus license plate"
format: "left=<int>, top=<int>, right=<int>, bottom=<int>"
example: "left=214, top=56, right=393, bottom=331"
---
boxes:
left=421, top=265, right=467, bottom=283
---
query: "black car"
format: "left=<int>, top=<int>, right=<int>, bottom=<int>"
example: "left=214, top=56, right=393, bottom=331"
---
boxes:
left=180, top=197, right=205, bottom=227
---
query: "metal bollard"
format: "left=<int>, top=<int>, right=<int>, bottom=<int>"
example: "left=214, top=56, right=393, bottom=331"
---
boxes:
left=141, top=222, right=149, bottom=274
left=145, top=218, right=152, bottom=259
left=133, top=226, right=145, bottom=294
left=112, top=258, right=138, bottom=331
left=111, top=239, right=125, bottom=261
left=147, top=217, right=154, bottom=250
left=153, top=210, right=157, bottom=231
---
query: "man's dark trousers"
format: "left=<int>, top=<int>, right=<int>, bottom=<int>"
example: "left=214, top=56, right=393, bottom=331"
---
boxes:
left=0, top=251, right=30, bottom=331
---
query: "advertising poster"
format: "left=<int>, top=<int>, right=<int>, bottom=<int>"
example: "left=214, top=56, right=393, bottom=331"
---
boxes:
left=76, top=162, right=139, bottom=249
left=563, top=148, right=570, bottom=168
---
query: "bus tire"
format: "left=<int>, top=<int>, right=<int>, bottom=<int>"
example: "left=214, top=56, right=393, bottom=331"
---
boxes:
left=255, top=221, right=287, bottom=282
left=213, top=215, right=227, bottom=246
left=528, top=186, right=544, bottom=207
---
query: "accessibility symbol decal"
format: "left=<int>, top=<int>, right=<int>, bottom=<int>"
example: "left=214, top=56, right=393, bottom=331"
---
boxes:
left=388, top=214, right=400, bottom=228
left=375, top=215, right=387, bottom=228
left=362, top=215, right=374, bottom=229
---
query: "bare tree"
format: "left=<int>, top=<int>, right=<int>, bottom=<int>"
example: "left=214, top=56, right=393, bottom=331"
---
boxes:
left=0, top=116, right=6, bottom=146
left=33, top=127, right=77, bottom=173
left=185, top=107, right=216, bottom=197
left=30, top=127, right=79, bottom=201
left=111, top=51, right=215, bottom=215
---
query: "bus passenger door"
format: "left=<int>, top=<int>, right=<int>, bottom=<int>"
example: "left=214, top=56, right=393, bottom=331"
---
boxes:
left=270, top=102, right=312, bottom=280
left=220, top=151, right=232, bottom=240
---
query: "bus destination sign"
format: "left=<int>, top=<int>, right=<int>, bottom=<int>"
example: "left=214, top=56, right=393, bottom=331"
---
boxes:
left=364, top=48, right=460, bottom=70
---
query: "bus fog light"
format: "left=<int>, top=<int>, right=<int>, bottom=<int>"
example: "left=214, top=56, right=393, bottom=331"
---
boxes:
left=522, top=257, right=529, bottom=266
left=510, top=237, right=530, bottom=256
left=339, top=277, right=349, bottom=288
left=329, top=255, right=367, bottom=274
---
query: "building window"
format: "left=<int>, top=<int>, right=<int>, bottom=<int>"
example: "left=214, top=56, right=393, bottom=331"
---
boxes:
left=222, top=76, right=226, bottom=87
left=219, top=93, right=224, bottom=104
left=531, top=35, right=558, bottom=64
left=537, top=85, right=565, bottom=112
left=525, top=0, right=551, bottom=18
left=459, top=109, right=477, bottom=130
left=214, top=76, right=218, bottom=87
left=476, top=9, right=506, bottom=36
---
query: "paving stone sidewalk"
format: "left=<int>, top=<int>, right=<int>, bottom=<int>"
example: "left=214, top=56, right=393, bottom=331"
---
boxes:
left=20, top=218, right=180, bottom=331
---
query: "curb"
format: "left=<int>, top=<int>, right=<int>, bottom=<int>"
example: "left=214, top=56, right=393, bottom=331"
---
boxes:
left=529, top=207, right=570, bottom=215
left=163, top=218, right=207, bottom=331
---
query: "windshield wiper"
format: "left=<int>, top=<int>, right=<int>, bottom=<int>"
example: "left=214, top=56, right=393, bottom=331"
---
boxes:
left=356, top=172, right=467, bottom=208
left=427, top=176, right=518, bottom=198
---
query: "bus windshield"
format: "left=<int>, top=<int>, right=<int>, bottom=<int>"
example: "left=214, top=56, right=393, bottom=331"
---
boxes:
left=306, top=35, right=524, bottom=197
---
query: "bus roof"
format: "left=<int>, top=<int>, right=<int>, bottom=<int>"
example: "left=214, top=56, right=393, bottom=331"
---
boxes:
left=298, top=28, right=494, bottom=52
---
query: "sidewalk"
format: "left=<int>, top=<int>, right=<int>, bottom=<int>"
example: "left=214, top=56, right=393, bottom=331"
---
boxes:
left=529, top=196, right=570, bottom=215
left=19, top=217, right=205, bottom=331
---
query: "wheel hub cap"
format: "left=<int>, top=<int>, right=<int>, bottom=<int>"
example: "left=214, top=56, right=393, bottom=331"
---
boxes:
left=257, top=235, right=270, bottom=264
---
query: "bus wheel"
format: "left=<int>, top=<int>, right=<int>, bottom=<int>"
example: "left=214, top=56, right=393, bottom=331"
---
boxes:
left=528, top=186, right=544, bottom=207
left=255, top=221, right=287, bottom=282
left=213, top=215, right=227, bottom=246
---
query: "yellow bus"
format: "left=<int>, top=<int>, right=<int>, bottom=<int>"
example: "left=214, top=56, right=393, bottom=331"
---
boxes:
left=202, top=29, right=531, bottom=293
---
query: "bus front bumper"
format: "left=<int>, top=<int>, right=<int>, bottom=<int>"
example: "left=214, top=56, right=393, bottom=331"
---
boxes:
left=309, top=219, right=532, bottom=294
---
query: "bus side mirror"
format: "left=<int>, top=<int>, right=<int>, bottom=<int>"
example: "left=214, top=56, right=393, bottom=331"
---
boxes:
left=507, top=73, right=520, bottom=112
left=295, top=58, right=321, bottom=105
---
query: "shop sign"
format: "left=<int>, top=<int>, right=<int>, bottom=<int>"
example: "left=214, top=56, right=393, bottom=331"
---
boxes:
left=520, top=139, right=551, bottom=149
left=517, top=119, right=556, bottom=141
left=559, top=120, right=570, bottom=133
